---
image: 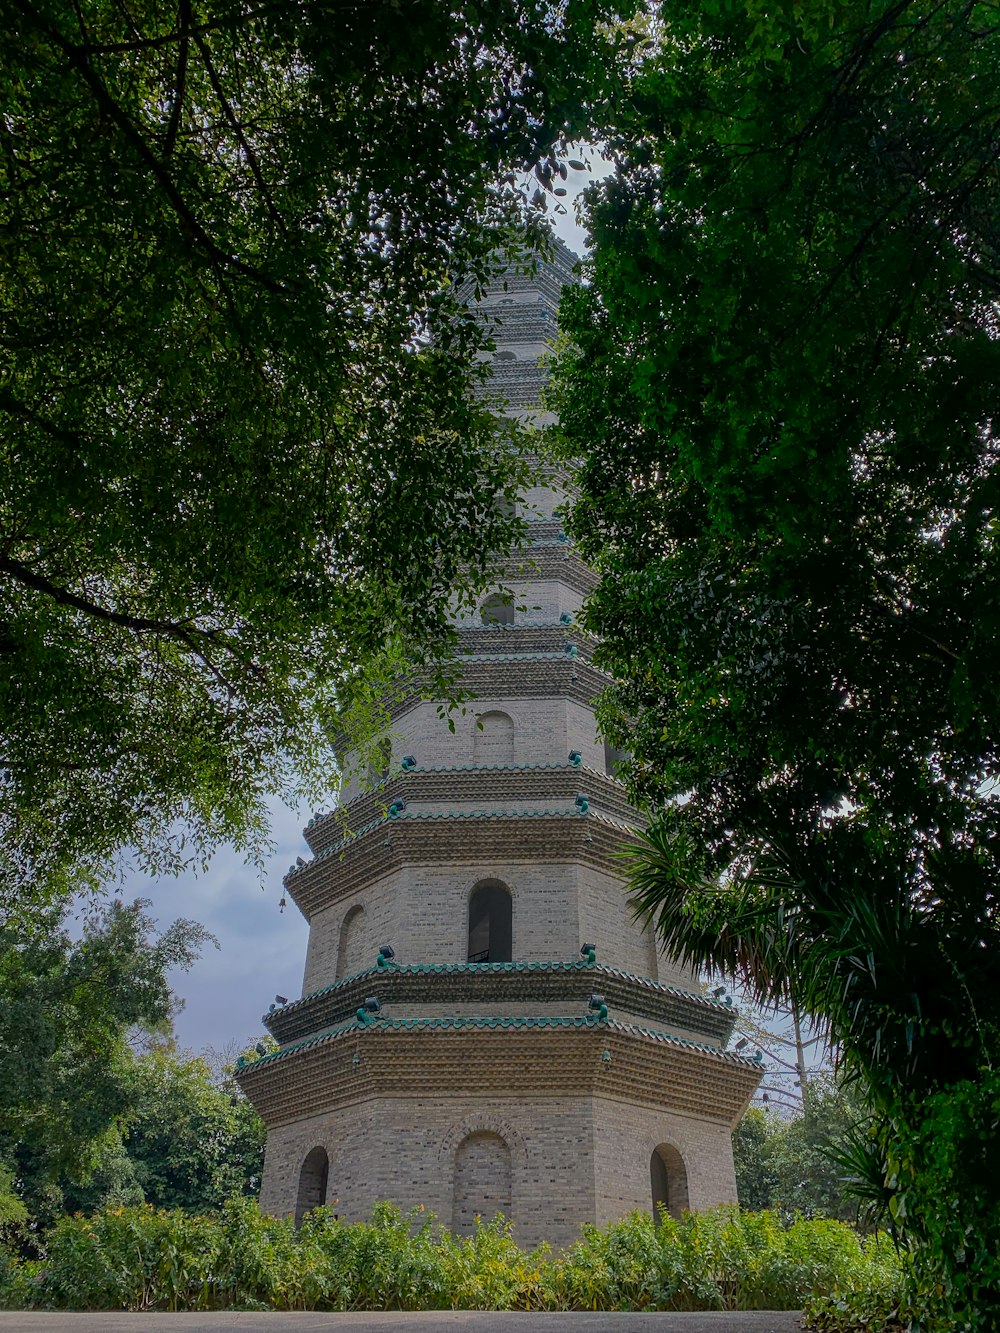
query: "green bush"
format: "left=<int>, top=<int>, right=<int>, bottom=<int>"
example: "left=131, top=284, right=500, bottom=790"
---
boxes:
left=889, top=1073, right=1000, bottom=1333
left=0, top=1200, right=903, bottom=1315
left=802, top=1234, right=905, bottom=1332
left=547, top=1208, right=888, bottom=1313
left=0, top=1244, right=12, bottom=1301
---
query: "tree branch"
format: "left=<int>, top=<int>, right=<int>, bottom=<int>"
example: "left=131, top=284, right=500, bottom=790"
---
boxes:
left=1, top=554, right=206, bottom=644
left=162, top=0, right=192, bottom=159
left=191, top=26, right=286, bottom=235
left=12, top=0, right=286, bottom=296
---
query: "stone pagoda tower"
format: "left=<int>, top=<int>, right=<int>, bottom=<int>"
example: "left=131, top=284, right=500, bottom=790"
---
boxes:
left=238, top=239, right=761, bottom=1249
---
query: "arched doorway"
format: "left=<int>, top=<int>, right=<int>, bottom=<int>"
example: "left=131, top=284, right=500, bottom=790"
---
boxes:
left=650, top=1143, right=689, bottom=1221
left=336, top=903, right=365, bottom=980
left=295, top=1146, right=330, bottom=1224
left=473, top=710, right=515, bottom=765
left=452, top=1131, right=512, bottom=1235
left=467, top=880, right=512, bottom=963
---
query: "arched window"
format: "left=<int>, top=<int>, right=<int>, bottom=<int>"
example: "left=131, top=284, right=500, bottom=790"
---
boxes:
left=650, top=1143, right=689, bottom=1222
left=467, top=880, right=512, bottom=963
left=473, top=710, right=514, bottom=766
left=603, top=739, right=627, bottom=777
left=452, top=1131, right=512, bottom=1235
left=367, top=735, right=392, bottom=784
left=336, top=904, right=365, bottom=980
left=295, top=1146, right=330, bottom=1224
left=480, top=593, right=514, bottom=626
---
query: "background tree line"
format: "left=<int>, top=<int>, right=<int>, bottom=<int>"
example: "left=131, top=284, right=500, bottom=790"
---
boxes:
left=0, top=899, right=264, bottom=1241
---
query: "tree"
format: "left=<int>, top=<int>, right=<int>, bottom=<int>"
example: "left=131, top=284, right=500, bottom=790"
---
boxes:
left=117, top=1042, right=265, bottom=1212
left=732, top=1107, right=775, bottom=1213
left=0, top=897, right=208, bottom=1227
left=732, top=998, right=831, bottom=1115
left=0, top=0, right=633, bottom=909
left=734, top=1078, right=869, bottom=1225
left=553, top=2, right=1000, bottom=1325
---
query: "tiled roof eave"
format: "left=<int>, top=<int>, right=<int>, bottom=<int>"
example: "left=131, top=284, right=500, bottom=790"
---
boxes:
left=265, top=958, right=731, bottom=1026
left=305, top=760, right=623, bottom=840
left=243, top=1013, right=762, bottom=1076
left=289, top=806, right=635, bottom=879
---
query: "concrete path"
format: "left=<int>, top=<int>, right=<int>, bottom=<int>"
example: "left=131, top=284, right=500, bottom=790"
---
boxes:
left=0, top=1313, right=804, bottom=1332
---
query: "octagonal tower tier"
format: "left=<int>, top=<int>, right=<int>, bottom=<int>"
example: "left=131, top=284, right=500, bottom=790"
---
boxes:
left=238, top=239, right=760, bottom=1249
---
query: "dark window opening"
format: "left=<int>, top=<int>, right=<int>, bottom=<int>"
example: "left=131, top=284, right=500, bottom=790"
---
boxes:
left=603, top=740, right=628, bottom=777
left=650, top=1143, right=689, bottom=1222
left=295, top=1146, right=330, bottom=1224
left=480, top=593, right=514, bottom=626
left=467, top=880, right=512, bottom=963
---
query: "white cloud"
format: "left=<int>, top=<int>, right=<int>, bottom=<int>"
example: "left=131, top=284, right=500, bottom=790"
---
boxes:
left=117, top=797, right=310, bottom=1054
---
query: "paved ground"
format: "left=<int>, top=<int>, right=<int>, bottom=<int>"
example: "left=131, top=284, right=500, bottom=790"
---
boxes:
left=0, top=1313, right=804, bottom=1332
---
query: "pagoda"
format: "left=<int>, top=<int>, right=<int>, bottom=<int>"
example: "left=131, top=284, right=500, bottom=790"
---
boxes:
left=238, top=239, right=760, bottom=1249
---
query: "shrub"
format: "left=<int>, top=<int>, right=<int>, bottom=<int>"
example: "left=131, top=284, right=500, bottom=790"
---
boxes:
left=31, top=1206, right=223, bottom=1310
left=0, top=1243, right=14, bottom=1305
left=802, top=1235, right=905, bottom=1332
left=4, top=1200, right=903, bottom=1315
left=889, top=1072, right=1000, bottom=1333
left=543, top=1208, right=887, bottom=1314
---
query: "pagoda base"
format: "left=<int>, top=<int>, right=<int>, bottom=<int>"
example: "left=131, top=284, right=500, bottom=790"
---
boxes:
left=258, top=1091, right=741, bottom=1250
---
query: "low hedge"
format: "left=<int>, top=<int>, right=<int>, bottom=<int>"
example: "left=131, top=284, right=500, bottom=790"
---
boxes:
left=0, top=1199, right=901, bottom=1319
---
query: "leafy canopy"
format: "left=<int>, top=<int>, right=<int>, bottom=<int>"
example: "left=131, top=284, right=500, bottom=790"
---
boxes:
left=733, top=1078, right=869, bottom=1224
left=555, top=0, right=1000, bottom=1104
left=113, top=1042, right=266, bottom=1214
left=554, top=3, right=1000, bottom=1323
left=0, top=0, right=631, bottom=907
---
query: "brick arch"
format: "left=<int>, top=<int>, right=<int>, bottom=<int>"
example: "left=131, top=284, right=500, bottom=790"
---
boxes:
left=452, top=1131, right=511, bottom=1235
left=336, top=903, right=365, bottom=980
left=472, top=709, right=515, bottom=765
left=294, top=1144, right=330, bottom=1224
left=650, top=1139, right=689, bottom=1221
left=461, top=870, right=522, bottom=906
left=438, top=1113, right=528, bottom=1165
left=462, top=872, right=520, bottom=963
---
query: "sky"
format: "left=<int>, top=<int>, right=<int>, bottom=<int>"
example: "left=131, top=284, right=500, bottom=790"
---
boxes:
left=97, top=158, right=608, bottom=1057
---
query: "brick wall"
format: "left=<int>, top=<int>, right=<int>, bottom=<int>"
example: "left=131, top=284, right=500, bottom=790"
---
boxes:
left=591, top=1096, right=739, bottom=1228
left=258, top=1087, right=736, bottom=1250
left=338, top=696, right=607, bottom=806
left=301, top=860, right=668, bottom=997
left=259, top=1091, right=597, bottom=1250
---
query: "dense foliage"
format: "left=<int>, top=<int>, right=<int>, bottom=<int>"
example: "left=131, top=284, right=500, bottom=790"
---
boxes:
left=733, top=1080, right=867, bottom=1225
left=0, top=0, right=634, bottom=909
left=119, top=1044, right=265, bottom=1214
left=0, top=1200, right=900, bottom=1314
left=0, top=898, right=208, bottom=1227
left=553, top=2, right=1000, bottom=1327
left=0, top=899, right=264, bottom=1232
